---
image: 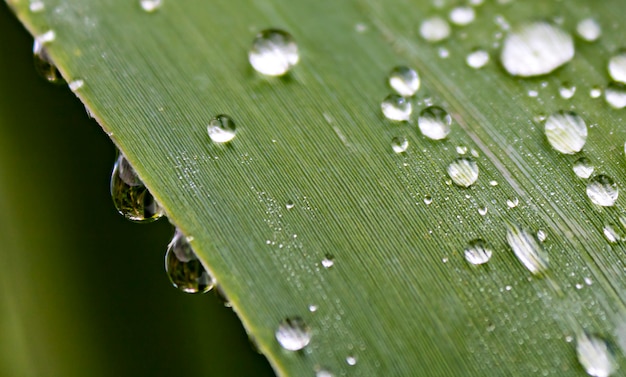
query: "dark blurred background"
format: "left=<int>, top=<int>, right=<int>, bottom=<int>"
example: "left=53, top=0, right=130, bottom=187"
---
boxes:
left=0, top=4, right=274, bottom=376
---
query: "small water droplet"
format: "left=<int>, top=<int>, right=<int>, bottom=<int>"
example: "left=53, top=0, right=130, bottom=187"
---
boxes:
left=110, top=154, right=164, bottom=222
left=418, top=106, right=451, bottom=140
left=424, top=195, right=433, bottom=205
left=388, top=66, right=420, bottom=97
left=346, top=355, right=358, bottom=366
left=449, top=6, right=475, bottom=26
left=544, top=111, right=587, bottom=154
left=437, top=47, right=450, bottom=59
left=585, top=277, right=593, bottom=285
left=527, top=89, right=539, bottom=98
left=308, top=304, right=318, bottom=312
left=447, top=157, right=479, bottom=187
left=603, top=224, right=623, bottom=244
left=586, top=175, right=619, bottom=207
left=215, top=285, right=232, bottom=307
left=381, top=94, right=412, bottom=121
left=315, top=368, right=334, bottom=377
left=609, top=51, right=626, bottom=84
left=36, top=30, right=56, bottom=44
left=165, top=229, right=215, bottom=293
left=537, top=229, right=547, bottom=242
left=456, top=145, right=468, bottom=155
left=355, top=23, right=367, bottom=33
left=29, top=0, right=44, bottom=12
left=33, top=38, right=63, bottom=84
left=207, top=114, right=237, bottom=143
left=391, top=136, right=409, bottom=153
left=506, top=222, right=549, bottom=275
left=420, top=16, right=451, bottom=42
left=500, top=22, right=574, bottom=77
left=249, top=29, right=299, bottom=76
left=559, top=83, right=576, bottom=99
left=466, top=49, right=490, bottom=69
left=576, top=332, right=617, bottom=377
left=464, top=239, right=493, bottom=265
left=590, top=87, right=603, bottom=99
left=275, top=317, right=311, bottom=351
left=321, top=255, right=335, bottom=268
left=576, top=18, right=601, bottom=42
left=140, top=0, right=162, bottom=12
left=69, top=79, right=84, bottom=91
left=573, top=157, right=595, bottom=179
left=605, top=82, right=626, bottom=109
left=478, top=206, right=488, bottom=216
left=506, top=197, right=519, bottom=208
left=285, top=200, right=295, bottom=210
left=489, top=180, right=498, bottom=186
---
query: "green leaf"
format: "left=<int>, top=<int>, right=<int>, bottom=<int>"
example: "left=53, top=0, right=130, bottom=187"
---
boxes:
left=5, top=0, right=626, bottom=375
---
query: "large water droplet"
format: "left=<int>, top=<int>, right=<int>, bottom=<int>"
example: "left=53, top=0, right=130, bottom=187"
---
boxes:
left=576, top=332, right=617, bottom=377
left=249, top=29, right=299, bottom=76
left=391, top=136, right=409, bottom=153
left=466, top=49, right=490, bottom=69
left=420, top=17, right=451, bottom=42
left=140, top=0, right=162, bottom=12
left=586, top=175, right=618, bottom=207
left=447, top=157, right=479, bottom=187
left=418, top=106, right=451, bottom=140
left=110, top=154, right=164, bottom=222
left=608, top=51, right=626, bottom=83
left=275, top=317, right=311, bottom=351
left=605, top=82, right=626, bottom=109
left=388, top=66, right=420, bottom=97
left=500, top=22, right=574, bottom=77
left=449, top=6, right=475, bottom=26
left=573, top=157, right=594, bottom=179
left=576, top=18, right=601, bottom=42
left=505, top=222, right=549, bottom=275
left=207, top=114, right=237, bottom=143
left=33, top=39, right=64, bottom=84
left=464, top=239, right=492, bottom=265
left=165, top=229, right=215, bottom=293
left=381, top=94, right=412, bottom=121
left=544, top=111, right=587, bottom=154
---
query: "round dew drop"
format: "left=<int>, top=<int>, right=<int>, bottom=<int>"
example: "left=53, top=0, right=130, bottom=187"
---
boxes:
left=605, top=82, right=626, bottom=109
left=576, top=18, right=601, bottom=42
left=207, top=114, right=237, bottom=143
left=249, top=29, right=299, bottom=76
left=381, top=94, right=412, bottom=121
left=464, top=239, right=492, bottom=265
left=573, top=157, right=594, bottom=179
left=559, top=83, right=576, bottom=99
left=500, top=22, right=574, bottom=77
left=420, top=17, right=451, bottom=42
left=388, top=66, right=420, bottom=97
left=466, top=49, right=490, bottom=69
left=586, top=175, right=619, bottom=207
left=544, top=111, right=587, bottom=154
left=391, top=136, right=409, bottom=153
left=576, top=332, right=617, bottom=377
left=418, top=106, right=452, bottom=140
left=165, top=229, right=214, bottom=294
left=447, top=157, right=479, bottom=187
left=449, top=6, right=475, bottom=26
left=608, top=51, right=626, bottom=83
left=275, top=317, right=311, bottom=351
left=140, top=0, right=162, bottom=12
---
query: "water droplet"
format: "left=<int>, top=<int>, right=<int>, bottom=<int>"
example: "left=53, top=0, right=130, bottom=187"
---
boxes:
left=603, top=224, right=623, bottom=244
left=249, top=29, right=299, bottom=76
left=424, top=195, right=433, bottom=205
left=449, top=6, right=475, bottom=26
left=609, top=52, right=626, bottom=84
left=420, top=17, right=451, bottom=42
left=165, top=229, right=214, bottom=293
left=544, top=111, right=587, bottom=154
left=464, top=239, right=493, bottom=265
left=308, top=304, right=318, bottom=312
left=315, top=368, right=334, bottom=377
left=576, top=18, right=601, bottom=42
left=207, top=114, right=237, bottom=143
left=505, top=222, right=549, bottom=275
left=466, top=49, right=490, bottom=69
left=438, top=47, right=450, bottom=59
left=456, top=145, right=468, bottom=155
left=590, top=87, right=603, bottom=99
left=478, top=206, right=488, bottom=216
left=537, top=229, right=547, bottom=242
left=418, top=106, right=451, bottom=140
left=381, top=94, right=412, bottom=121
left=391, top=136, right=409, bottom=153
left=285, top=200, right=295, bottom=210
left=140, top=0, right=162, bottom=12
left=36, top=30, right=56, bottom=44
left=69, top=79, right=84, bottom=91
left=586, top=175, right=618, bottom=207
left=489, top=180, right=498, bottom=186
left=527, top=89, right=539, bottom=98
left=500, top=22, right=574, bottom=77
left=110, top=154, right=164, bottom=222
left=29, top=0, right=44, bottom=12
left=605, top=82, right=626, bottom=109
left=321, top=255, right=334, bottom=268
left=506, top=197, right=519, bottom=208
left=346, top=355, right=358, bottom=366
left=388, top=66, right=420, bottom=97
left=559, top=83, right=576, bottom=99
left=447, top=158, right=479, bottom=187
left=576, top=332, right=617, bottom=377
left=275, top=317, right=311, bottom=351
left=32, top=38, right=64, bottom=84
left=215, top=285, right=232, bottom=307
left=573, top=157, right=595, bottom=179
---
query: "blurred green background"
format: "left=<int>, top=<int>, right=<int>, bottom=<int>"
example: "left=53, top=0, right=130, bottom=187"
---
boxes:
left=0, top=4, right=274, bottom=376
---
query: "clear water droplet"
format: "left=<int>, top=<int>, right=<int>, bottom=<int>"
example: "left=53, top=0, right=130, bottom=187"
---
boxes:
left=285, top=200, right=295, bottom=210
left=464, top=239, right=492, bottom=265
left=315, top=368, right=334, bottom=377
left=466, top=49, right=490, bottom=69
left=391, top=136, right=409, bottom=153
left=609, top=51, right=626, bottom=84
left=321, top=255, right=334, bottom=268
left=424, top=195, right=433, bottom=205
left=438, top=47, right=450, bottom=59
left=576, top=18, right=601, bottom=42
left=207, top=114, right=237, bottom=143
left=346, top=355, right=358, bottom=366
left=576, top=332, right=617, bottom=377
left=420, top=17, right=451, bottom=42
left=603, top=224, right=623, bottom=244
left=32, top=38, right=64, bottom=84
left=573, top=157, right=595, bottom=179
left=478, top=206, right=488, bottom=216
left=275, top=317, right=311, bottom=351
left=527, top=89, right=539, bottom=98
left=308, top=304, right=318, bottom=312
left=449, top=6, right=475, bottom=26
left=381, top=94, right=412, bottom=121
left=544, top=111, right=587, bottom=154
left=605, top=82, right=626, bottom=109
left=29, top=0, right=44, bottom=12
left=249, top=29, right=299, bottom=76
left=500, top=22, right=574, bottom=77
left=69, top=79, right=84, bottom=91
left=559, top=83, right=576, bottom=99
left=590, top=86, right=603, bottom=99
left=505, top=222, right=549, bottom=275
left=110, top=154, right=164, bottom=222
left=140, top=0, right=162, bottom=12
left=36, top=30, right=56, bottom=44
left=418, top=106, right=452, bottom=140
left=456, top=145, right=468, bottom=155
left=489, top=180, right=498, bottom=186
left=506, top=197, right=519, bottom=208
left=586, top=175, right=619, bottom=207
left=447, top=157, right=479, bottom=187
left=537, top=229, right=547, bottom=242
left=388, top=66, right=420, bottom=97
left=165, top=229, right=214, bottom=293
